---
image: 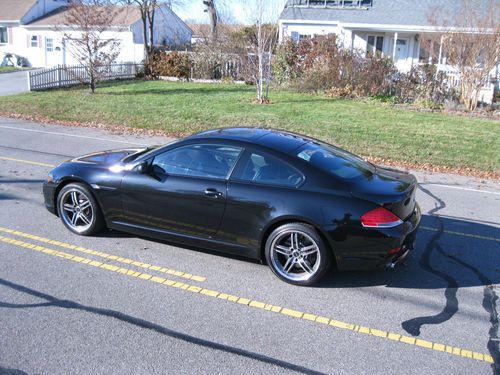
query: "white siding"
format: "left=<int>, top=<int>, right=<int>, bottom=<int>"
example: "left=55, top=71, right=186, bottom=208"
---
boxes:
left=1, top=26, right=144, bottom=67
left=279, top=21, right=421, bottom=72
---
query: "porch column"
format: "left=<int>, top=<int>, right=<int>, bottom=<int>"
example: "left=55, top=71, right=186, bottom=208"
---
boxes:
left=392, top=32, right=398, bottom=59
left=437, top=35, right=444, bottom=66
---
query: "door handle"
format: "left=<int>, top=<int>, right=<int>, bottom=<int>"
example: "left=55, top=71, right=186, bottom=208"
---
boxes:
left=204, top=188, right=223, bottom=198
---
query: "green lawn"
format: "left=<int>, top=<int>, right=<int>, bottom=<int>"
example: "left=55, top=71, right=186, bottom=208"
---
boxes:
left=0, top=80, right=498, bottom=173
left=0, top=66, right=21, bottom=73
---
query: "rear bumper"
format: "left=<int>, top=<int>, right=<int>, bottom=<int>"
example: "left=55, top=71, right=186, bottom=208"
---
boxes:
left=331, top=203, right=421, bottom=271
left=43, top=181, right=58, bottom=215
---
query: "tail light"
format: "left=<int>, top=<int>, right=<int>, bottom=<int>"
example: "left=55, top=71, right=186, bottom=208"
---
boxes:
left=361, top=207, right=403, bottom=228
left=388, top=247, right=401, bottom=255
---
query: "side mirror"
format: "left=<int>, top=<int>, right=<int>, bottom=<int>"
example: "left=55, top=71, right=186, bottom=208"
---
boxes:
left=135, top=161, right=149, bottom=174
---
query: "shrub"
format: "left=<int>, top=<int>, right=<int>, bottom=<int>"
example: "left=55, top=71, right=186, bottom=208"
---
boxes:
left=149, top=51, right=192, bottom=79
left=286, top=35, right=396, bottom=98
left=393, top=64, right=456, bottom=108
left=272, top=38, right=300, bottom=85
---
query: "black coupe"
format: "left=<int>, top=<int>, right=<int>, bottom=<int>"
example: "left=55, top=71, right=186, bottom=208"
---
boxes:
left=43, top=128, right=421, bottom=285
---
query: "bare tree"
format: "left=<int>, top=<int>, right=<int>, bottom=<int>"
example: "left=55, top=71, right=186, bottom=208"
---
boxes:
left=247, top=0, right=279, bottom=103
left=429, top=0, right=500, bottom=111
left=203, top=0, right=218, bottom=40
left=60, top=0, right=121, bottom=93
left=121, top=0, right=183, bottom=75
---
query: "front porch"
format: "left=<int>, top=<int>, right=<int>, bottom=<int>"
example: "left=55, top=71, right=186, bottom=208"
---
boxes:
left=347, top=29, right=421, bottom=72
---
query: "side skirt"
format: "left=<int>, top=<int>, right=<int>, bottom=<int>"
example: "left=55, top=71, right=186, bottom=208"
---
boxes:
left=108, top=221, right=260, bottom=260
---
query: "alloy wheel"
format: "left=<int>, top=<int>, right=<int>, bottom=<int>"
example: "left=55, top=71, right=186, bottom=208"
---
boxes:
left=270, top=230, right=321, bottom=282
left=59, top=188, right=95, bottom=233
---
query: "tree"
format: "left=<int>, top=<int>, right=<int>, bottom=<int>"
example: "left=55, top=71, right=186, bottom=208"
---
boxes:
left=203, top=0, right=218, bottom=40
left=246, top=0, right=280, bottom=103
left=60, top=0, right=121, bottom=93
left=428, top=0, right=500, bottom=111
left=121, top=0, right=183, bottom=76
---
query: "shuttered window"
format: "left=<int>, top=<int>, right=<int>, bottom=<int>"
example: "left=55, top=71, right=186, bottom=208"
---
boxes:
left=0, top=27, right=7, bottom=44
left=30, top=35, right=39, bottom=47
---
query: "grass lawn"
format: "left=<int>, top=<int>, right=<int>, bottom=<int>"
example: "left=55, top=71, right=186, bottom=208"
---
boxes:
left=0, top=80, right=498, bottom=173
left=0, top=66, right=21, bottom=73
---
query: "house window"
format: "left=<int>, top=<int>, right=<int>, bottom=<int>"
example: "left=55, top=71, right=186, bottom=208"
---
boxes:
left=419, top=39, right=440, bottom=64
left=367, top=35, right=384, bottom=56
left=0, top=27, right=7, bottom=44
left=30, top=35, right=39, bottom=48
left=46, top=38, right=54, bottom=52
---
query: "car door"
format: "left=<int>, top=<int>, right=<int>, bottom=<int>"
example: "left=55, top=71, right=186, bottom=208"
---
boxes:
left=120, top=143, right=243, bottom=238
left=218, top=148, right=305, bottom=249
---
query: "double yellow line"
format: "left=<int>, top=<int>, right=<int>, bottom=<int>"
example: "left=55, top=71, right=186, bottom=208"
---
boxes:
left=0, top=226, right=494, bottom=365
left=0, top=227, right=205, bottom=282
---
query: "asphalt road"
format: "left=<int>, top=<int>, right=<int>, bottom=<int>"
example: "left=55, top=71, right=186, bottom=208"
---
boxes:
left=0, top=116, right=499, bottom=375
left=0, top=71, right=30, bottom=96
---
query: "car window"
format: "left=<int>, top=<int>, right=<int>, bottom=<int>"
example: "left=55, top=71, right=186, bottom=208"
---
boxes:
left=295, top=142, right=375, bottom=180
left=234, top=151, right=304, bottom=187
left=152, top=144, right=242, bottom=179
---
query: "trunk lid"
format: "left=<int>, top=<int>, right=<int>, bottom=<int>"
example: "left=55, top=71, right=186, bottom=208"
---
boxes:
left=351, top=166, right=418, bottom=220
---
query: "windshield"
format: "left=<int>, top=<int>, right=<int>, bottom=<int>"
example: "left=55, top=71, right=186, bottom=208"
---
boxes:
left=295, top=142, right=375, bottom=180
left=123, top=145, right=162, bottom=163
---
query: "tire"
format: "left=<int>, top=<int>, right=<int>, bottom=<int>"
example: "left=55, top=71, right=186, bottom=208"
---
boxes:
left=265, top=223, right=332, bottom=286
left=57, top=183, right=105, bottom=236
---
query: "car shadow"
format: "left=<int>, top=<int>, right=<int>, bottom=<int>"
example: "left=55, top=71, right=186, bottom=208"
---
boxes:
left=317, top=214, right=500, bottom=290
left=96, top=213, right=499, bottom=289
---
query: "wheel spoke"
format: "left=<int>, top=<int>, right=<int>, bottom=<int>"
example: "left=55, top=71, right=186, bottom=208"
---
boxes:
left=290, top=232, right=299, bottom=250
left=80, top=212, right=91, bottom=225
left=298, top=259, right=314, bottom=274
left=70, top=191, right=79, bottom=206
left=283, top=257, right=294, bottom=273
left=79, top=200, right=91, bottom=210
left=63, top=203, right=75, bottom=212
left=301, top=246, right=319, bottom=257
left=70, top=212, right=79, bottom=225
left=274, top=245, right=291, bottom=255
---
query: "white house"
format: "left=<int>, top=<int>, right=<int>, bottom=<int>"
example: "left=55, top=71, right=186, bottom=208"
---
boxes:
left=278, top=0, right=498, bottom=102
left=0, top=0, right=192, bottom=68
left=279, top=0, right=497, bottom=70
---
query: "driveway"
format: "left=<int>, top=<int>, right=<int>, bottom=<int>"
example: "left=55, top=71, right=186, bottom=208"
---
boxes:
left=0, top=70, right=30, bottom=96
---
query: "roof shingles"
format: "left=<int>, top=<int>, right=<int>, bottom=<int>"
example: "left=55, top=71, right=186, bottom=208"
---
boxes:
left=280, top=0, right=492, bottom=27
left=0, top=0, right=35, bottom=21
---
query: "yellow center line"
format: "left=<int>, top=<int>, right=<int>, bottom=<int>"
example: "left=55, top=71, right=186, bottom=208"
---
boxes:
left=421, top=226, right=500, bottom=242
left=0, top=227, right=206, bottom=282
left=0, top=156, right=56, bottom=168
left=0, top=234, right=493, bottom=365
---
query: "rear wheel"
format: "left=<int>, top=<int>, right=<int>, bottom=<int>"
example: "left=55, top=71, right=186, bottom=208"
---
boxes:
left=265, top=223, right=331, bottom=286
left=57, top=183, right=105, bottom=236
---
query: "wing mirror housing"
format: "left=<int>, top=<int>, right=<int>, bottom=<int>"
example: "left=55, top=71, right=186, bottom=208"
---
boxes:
left=135, top=161, right=149, bottom=174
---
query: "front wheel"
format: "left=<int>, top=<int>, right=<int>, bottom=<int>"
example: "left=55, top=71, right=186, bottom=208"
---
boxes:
left=265, top=223, right=332, bottom=286
left=57, top=183, right=105, bottom=236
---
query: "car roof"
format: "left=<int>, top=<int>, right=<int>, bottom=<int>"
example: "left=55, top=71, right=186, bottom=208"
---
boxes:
left=188, top=127, right=311, bottom=153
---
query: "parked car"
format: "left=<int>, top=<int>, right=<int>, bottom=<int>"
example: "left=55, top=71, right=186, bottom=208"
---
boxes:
left=43, top=128, right=421, bottom=285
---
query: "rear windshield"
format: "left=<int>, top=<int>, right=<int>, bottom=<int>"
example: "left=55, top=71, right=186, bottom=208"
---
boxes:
left=295, top=142, right=375, bottom=180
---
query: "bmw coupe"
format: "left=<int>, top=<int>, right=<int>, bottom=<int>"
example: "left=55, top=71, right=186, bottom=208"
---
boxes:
left=43, top=128, right=421, bottom=285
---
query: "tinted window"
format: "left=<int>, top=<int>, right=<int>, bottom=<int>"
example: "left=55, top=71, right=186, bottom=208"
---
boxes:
left=152, top=144, right=242, bottom=179
left=296, top=142, right=375, bottom=180
left=235, top=151, right=304, bottom=187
